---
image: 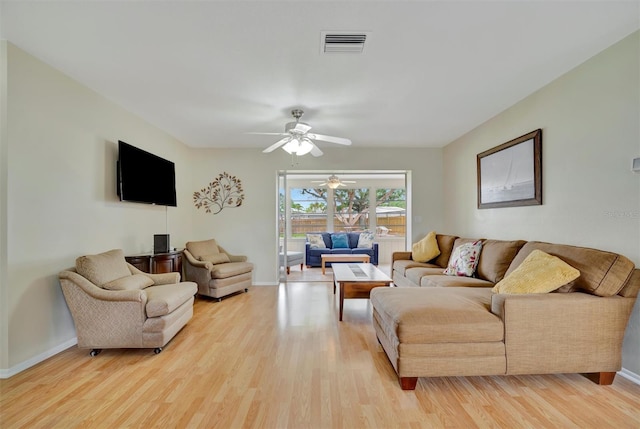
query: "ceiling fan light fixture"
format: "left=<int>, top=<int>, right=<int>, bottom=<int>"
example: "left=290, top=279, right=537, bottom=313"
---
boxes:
left=327, top=181, right=341, bottom=189
left=282, top=138, right=313, bottom=156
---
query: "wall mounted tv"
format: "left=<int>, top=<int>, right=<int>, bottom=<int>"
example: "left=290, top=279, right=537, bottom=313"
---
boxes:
left=117, top=140, right=177, bottom=207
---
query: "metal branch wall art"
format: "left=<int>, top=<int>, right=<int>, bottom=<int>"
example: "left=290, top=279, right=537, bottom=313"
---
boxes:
left=193, top=172, right=245, bottom=214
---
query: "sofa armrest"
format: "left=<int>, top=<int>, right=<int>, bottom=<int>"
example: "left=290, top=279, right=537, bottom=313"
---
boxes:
left=183, top=249, right=212, bottom=270
left=127, top=263, right=180, bottom=284
left=392, top=251, right=413, bottom=265
left=217, top=245, right=248, bottom=263
left=59, top=270, right=146, bottom=303
left=491, top=292, right=636, bottom=375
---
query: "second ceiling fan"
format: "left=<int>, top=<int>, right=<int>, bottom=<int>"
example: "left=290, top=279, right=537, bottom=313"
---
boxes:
left=312, top=174, right=356, bottom=189
left=258, top=109, right=352, bottom=157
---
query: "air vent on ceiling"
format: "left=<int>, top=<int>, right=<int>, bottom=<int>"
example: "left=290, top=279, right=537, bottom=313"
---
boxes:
left=321, top=32, right=368, bottom=53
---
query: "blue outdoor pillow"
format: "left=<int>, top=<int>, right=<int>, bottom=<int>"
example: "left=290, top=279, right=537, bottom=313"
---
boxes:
left=331, top=233, right=349, bottom=249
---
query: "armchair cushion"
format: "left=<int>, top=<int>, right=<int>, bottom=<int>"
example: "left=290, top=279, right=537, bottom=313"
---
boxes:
left=199, top=253, right=231, bottom=264
left=75, top=249, right=131, bottom=287
left=103, top=274, right=154, bottom=291
left=186, top=239, right=219, bottom=258
left=145, top=283, right=198, bottom=317
left=210, top=262, right=254, bottom=279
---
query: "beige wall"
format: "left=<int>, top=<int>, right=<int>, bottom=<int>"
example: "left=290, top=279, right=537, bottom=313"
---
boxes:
left=442, top=32, right=640, bottom=374
left=0, top=43, right=445, bottom=374
left=187, top=147, right=444, bottom=283
left=3, top=43, right=193, bottom=370
left=1, top=41, right=8, bottom=371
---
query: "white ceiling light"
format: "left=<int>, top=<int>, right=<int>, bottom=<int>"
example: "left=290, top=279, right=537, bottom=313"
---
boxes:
left=282, top=138, right=313, bottom=156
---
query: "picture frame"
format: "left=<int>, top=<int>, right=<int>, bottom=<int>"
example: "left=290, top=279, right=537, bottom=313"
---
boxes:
left=477, top=129, right=542, bottom=209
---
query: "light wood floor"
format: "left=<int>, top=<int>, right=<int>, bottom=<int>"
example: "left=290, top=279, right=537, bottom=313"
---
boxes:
left=2, top=282, right=640, bottom=428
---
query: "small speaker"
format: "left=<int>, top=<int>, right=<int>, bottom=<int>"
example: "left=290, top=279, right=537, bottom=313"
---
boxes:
left=153, top=234, right=170, bottom=254
left=633, top=157, right=640, bottom=173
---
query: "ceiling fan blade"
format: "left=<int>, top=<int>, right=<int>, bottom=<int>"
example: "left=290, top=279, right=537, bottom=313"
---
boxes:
left=293, top=123, right=312, bottom=133
left=308, top=133, right=352, bottom=146
left=262, top=136, right=290, bottom=153
left=310, top=144, right=323, bottom=157
left=247, top=132, right=288, bottom=136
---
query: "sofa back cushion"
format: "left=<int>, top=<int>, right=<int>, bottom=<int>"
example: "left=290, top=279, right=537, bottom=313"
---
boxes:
left=432, top=234, right=459, bottom=268
left=476, top=240, right=527, bottom=283
left=505, top=241, right=634, bottom=297
left=75, top=249, right=131, bottom=287
left=186, top=239, right=220, bottom=259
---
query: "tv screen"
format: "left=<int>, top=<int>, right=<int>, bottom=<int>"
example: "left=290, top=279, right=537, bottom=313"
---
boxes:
left=117, top=141, right=177, bottom=207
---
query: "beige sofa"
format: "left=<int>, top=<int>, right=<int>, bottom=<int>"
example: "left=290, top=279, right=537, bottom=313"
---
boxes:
left=371, top=234, right=640, bottom=390
left=59, top=249, right=197, bottom=355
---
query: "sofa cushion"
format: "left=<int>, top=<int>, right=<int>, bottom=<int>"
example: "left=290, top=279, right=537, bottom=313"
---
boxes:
left=476, top=240, right=527, bottom=283
left=405, top=267, right=448, bottom=286
left=421, top=275, right=494, bottom=288
left=199, top=253, right=231, bottom=264
left=331, top=233, right=349, bottom=249
left=75, top=249, right=131, bottom=287
left=145, top=282, right=198, bottom=318
left=357, top=230, right=375, bottom=249
left=393, top=260, right=439, bottom=276
left=370, top=287, right=503, bottom=344
left=210, top=261, right=254, bottom=279
left=411, top=231, right=441, bottom=263
left=505, top=241, right=634, bottom=297
left=432, top=234, right=459, bottom=268
left=494, top=250, right=580, bottom=294
left=444, top=240, right=483, bottom=277
left=307, top=233, right=327, bottom=249
left=103, top=274, right=154, bottom=291
left=186, top=239, right=219, bottom=259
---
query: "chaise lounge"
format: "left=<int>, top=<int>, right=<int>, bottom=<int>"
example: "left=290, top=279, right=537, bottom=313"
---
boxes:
left=371, top=234, right=640, bottom=389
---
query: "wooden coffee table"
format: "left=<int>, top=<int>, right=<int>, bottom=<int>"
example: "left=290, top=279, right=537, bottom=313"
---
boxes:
left=321, top=253, right=370, bottom=275
left=332, top=263, right=392, bottom=321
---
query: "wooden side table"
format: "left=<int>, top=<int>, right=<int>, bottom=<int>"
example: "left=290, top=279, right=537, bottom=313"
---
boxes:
left=125, top=251, right=182, bottom=274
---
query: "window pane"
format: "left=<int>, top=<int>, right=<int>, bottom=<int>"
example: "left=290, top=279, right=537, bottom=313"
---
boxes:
left=290, top=188, right=327, bottom=236
left=376, top=188, right=406, bottom=236
left=333, top=188, right=370, bottom=232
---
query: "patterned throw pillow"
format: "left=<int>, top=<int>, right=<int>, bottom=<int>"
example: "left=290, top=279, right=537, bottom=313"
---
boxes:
left=307, top=234, right=326, bottom=249
left=357, top=230, right=375, bottom=249
left=331, top=233, right=349, bottom=249
left=443, top=240, right=483, bottom=277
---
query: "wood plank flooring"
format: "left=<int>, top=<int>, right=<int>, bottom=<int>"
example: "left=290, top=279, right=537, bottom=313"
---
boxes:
left=1, top=281, right=640, bottom=428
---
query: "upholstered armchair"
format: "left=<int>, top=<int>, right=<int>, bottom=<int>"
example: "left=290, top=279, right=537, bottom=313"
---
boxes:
left=183, top=238, right=253, bottom=301
left=58, top=249, right=197, bottom=356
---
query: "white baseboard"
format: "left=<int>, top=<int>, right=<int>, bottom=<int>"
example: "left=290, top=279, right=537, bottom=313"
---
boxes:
left=0, top=337, right=77, bottom=379
left=619, top=367, right=640, bottom=385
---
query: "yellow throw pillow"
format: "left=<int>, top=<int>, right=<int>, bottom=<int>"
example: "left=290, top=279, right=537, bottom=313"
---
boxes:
left=493, top=249, right=580, bottom=294
left=411, top=231, right=441, bottom=263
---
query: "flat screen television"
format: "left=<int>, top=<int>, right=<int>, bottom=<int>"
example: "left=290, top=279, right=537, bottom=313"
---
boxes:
left=117, top=140, right=177, bottom=207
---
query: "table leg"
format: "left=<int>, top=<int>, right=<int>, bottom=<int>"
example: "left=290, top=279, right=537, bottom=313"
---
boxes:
left=322, top=259, right=326, bottom=275
left=339, top=281, right=344, bottom=321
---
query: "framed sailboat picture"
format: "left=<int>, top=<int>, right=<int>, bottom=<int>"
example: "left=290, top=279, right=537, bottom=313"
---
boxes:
left=477, top=129, right=542, bottom=209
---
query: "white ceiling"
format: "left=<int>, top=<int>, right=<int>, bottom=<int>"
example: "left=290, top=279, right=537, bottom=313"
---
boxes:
left=1, top=1, right=638, bottom=150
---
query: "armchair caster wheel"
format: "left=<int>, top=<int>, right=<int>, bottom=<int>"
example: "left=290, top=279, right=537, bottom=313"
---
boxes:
left=154, top=347, right=163, bottom=354
left=216, top=297, right=222, bottom=302
left=89, top=349, right=102, bottom=357
left=244, top=288, right=248, bottom=292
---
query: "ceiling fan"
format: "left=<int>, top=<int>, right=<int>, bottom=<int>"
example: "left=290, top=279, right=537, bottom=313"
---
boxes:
left=311, top=174, right=356, bottom=189
left=257, top=109, right=352, bottom=157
